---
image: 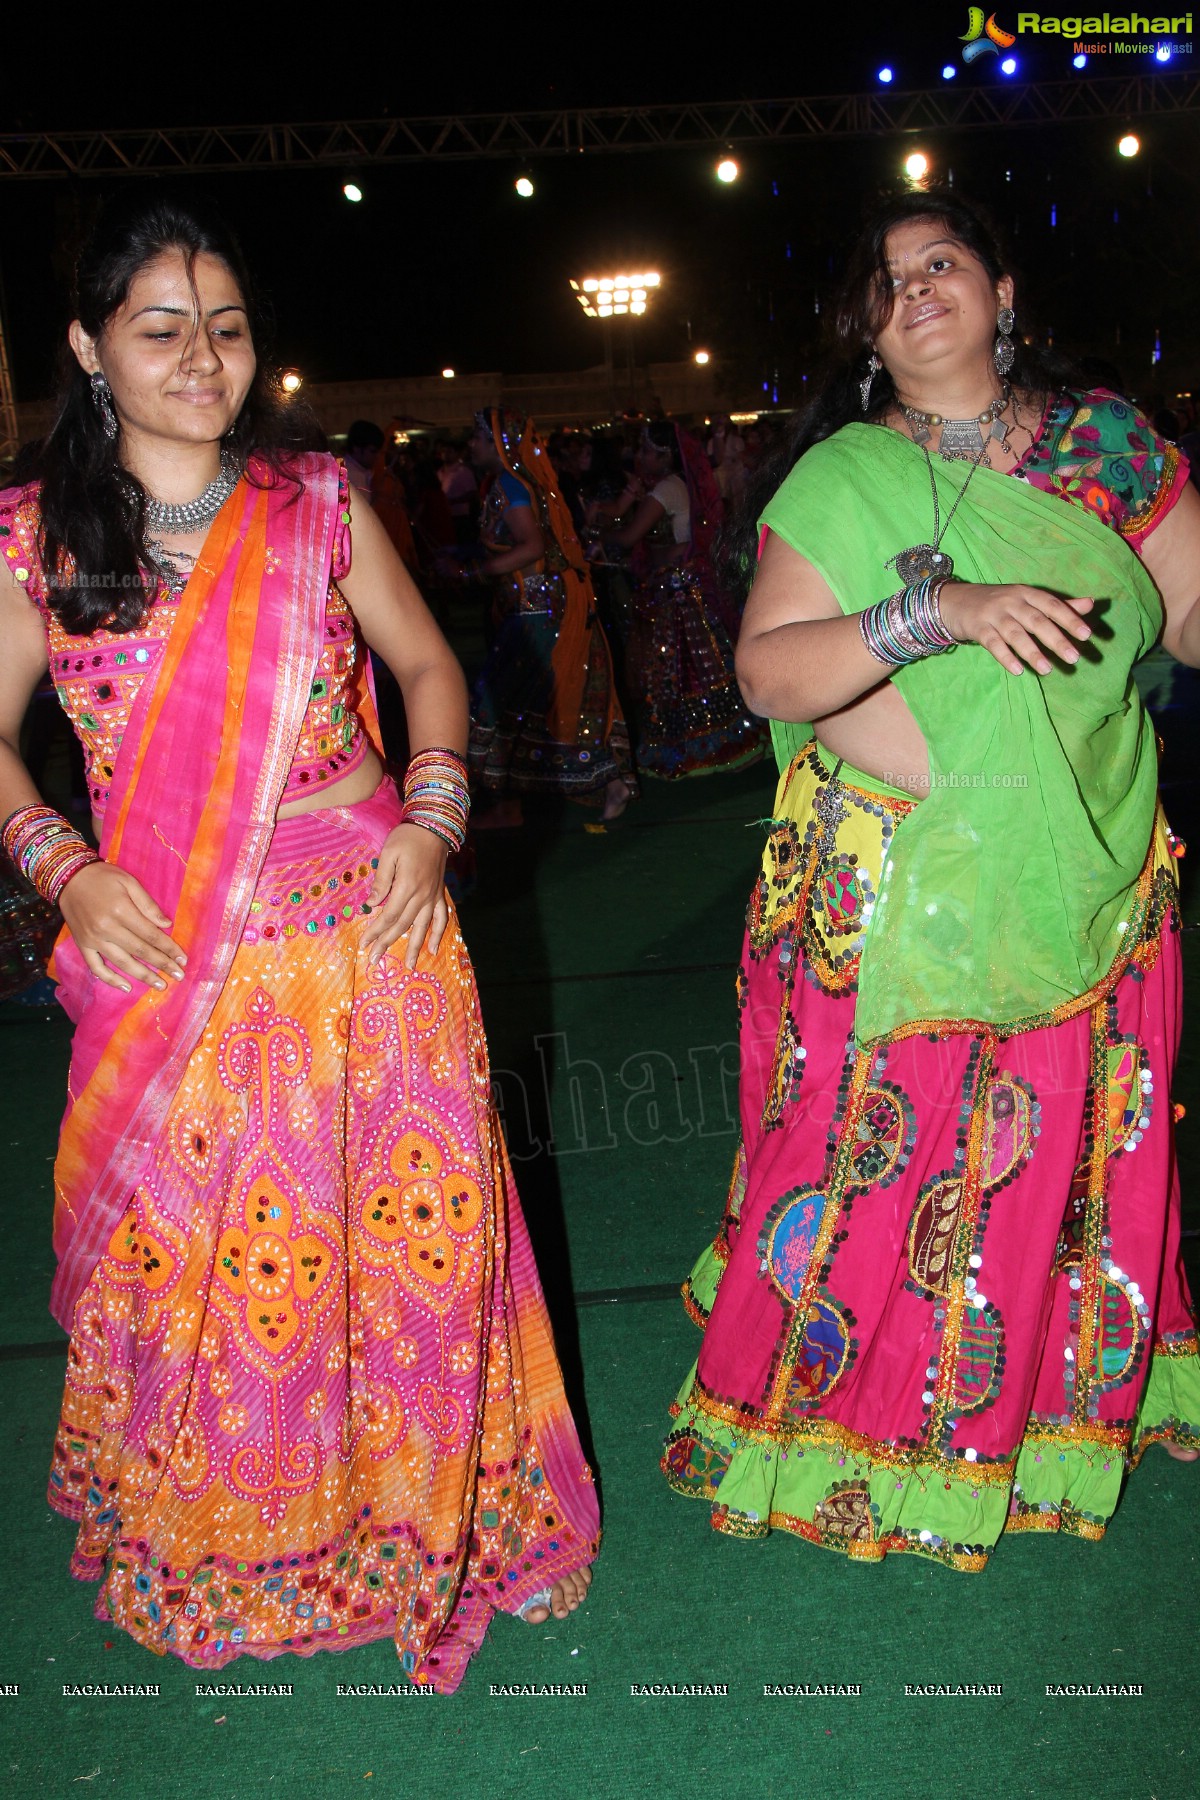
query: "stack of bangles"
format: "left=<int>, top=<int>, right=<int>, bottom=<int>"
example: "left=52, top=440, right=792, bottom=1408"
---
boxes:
left=1, top=803, right=100, bottom=905
left=859, top=576, right=957, bottom=666
left=402, top=747, right=470, bottom=854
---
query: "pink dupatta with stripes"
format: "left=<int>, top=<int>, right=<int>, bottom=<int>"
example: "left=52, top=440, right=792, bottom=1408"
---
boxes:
left=49, top=453, right=341, bottom=1329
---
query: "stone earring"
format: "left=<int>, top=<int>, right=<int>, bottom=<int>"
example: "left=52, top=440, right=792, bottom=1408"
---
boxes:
left=860, top=351, right=882, bottom=413
left=90, top=370, right=118, bottom=441
left=993, top=307, right=1016, bottom=378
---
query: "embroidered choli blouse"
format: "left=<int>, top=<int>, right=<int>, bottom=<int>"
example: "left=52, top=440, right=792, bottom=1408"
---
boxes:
left=0, top=464, right=369, bottom=821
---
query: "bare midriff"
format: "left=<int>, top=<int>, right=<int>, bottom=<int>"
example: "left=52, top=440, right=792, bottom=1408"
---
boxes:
left=276, top=742, right=386, bottom=818
left=811, top=683, right=929, bottom=796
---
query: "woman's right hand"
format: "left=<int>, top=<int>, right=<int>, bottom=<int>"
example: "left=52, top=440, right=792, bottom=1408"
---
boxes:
left=57, top=862, right=187, bottom=993
left=939, top=582, right=1094, bottom=676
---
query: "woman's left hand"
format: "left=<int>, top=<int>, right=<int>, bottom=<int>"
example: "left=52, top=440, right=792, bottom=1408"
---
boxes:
left=361, top=823, right=450, bottom=969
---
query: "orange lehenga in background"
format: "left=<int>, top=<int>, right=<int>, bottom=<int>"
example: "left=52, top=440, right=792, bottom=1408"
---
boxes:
left=0, top=453, right=598, bottom=1693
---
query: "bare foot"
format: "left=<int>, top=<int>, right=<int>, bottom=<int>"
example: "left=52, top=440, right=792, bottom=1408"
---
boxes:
left=472, top=799, right=524, bottom=830
left=520, top=1566, right=592, bottom=1624
left=601, top=779, right=633, bottom=823
left=1164, top=1442, right=1200, bottom=1462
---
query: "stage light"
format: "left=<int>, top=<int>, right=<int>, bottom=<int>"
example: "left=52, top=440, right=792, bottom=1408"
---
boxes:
left=1118, top=133, right=1141, bottom=157
left=1000, top=56, right=1017, bottom=74
left=1073, top=52, right=1088, bottom=67
left=942, top=65, right=956, bottom=80
left=905, top=152, right=930, bottom=180
left=716, top=158, right=739, bottom=183
left=442, top=368, right=456, bottom=379
left=280, top=370, right=303, bottom=395
left=694, top=350, right=711, bottom=365
left=878, top=66, right=894, bottom=84
left=515, top=175, right=535, bottom=197
left=1156, top=44, right=1172, bottom=61
left=342, top=182, right=363, bottom=203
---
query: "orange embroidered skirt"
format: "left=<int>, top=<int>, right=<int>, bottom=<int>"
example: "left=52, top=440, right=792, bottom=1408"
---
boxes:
left=49, top=782, right=598, bottom=1692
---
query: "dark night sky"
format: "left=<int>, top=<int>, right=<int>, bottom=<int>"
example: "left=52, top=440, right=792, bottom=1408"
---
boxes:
left=3, top=10, right=1199, bottom=404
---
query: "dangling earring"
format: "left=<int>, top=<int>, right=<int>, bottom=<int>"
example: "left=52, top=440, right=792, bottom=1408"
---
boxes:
left=860, top=351, right=882, bottom=413
left=90, top=370, right=118, bottom=440
left=993, top=307, right=1016, bottom=378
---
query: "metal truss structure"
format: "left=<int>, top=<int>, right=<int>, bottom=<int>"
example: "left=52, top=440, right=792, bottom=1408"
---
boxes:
left=2, top=73, right=1198, bottom=182
left=4, top=73, right=1199, bottom=464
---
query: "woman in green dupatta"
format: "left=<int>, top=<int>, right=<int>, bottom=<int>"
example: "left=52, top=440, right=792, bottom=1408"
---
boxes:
left=663, top=189, right=1200, bottom=1568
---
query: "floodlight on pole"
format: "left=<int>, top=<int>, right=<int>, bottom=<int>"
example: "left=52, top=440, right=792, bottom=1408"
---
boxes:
left=694, top=350, right=711, bottom=365
left=569, top=271, right=662, bottom=319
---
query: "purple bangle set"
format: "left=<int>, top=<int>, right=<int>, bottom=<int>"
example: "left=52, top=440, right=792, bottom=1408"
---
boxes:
left=859, top=577, right=957, bottom=667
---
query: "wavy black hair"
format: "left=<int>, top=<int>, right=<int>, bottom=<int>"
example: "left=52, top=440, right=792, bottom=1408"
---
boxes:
left=717, top=186, right=1080, bottom=600
left=38, top=193, right=318, bottom=635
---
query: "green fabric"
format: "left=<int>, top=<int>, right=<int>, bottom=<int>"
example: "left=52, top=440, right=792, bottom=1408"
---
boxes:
left=760, top=424, right=1162, bottom=1043
left=768, top=717, right=813, bottom=774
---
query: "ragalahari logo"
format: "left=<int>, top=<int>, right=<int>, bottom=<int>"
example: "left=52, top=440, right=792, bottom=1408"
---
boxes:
left=961, top=7, right=1018, bottom=58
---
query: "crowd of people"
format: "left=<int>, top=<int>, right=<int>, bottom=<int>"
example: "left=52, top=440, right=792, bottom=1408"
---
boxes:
left=327, top=407, right=770, bottom=821
left=0, top=182, right=1197, bottom=1695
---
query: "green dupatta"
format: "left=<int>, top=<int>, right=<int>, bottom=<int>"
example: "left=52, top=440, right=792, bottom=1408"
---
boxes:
left=760, top=422, right=1162, bottom=1045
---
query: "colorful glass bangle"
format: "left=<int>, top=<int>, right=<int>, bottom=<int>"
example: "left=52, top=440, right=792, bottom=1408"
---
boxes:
left=859, top=578, right=956, bottom=667
left=1, top=803, right=100, bottom=905
left=402, top=749, right=470, bottom=854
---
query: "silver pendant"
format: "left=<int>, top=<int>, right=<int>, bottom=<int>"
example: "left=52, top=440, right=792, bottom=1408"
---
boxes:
left=935, top=414, right=985, bottom=457
left=937, top=417, right=987, bottom=461
left=888, top=544, right=955, bottom=585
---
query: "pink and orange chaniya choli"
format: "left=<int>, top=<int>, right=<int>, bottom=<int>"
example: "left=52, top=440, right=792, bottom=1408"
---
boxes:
left=0, top=454, right=597, bottom=1691
left=664, top=391, right=1200, bottom=1563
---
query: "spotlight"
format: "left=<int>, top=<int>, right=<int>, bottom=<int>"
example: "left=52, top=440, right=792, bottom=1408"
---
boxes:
left=342, top=182, right=363, bottom=203
left=1118, top=133, right=1141, bottom=158
left=942, top=64, right=957, bottom=80
left=905, top=152, right=930, bottom=180
left=280, top=369, right=303, bottom=395
left=877, top=66, right=894, bottom=84
left=1073, top=52, right=1088, bottom=67
left=716, top=158, right=739, bottom=184
left=1000, top=56, right=1017, bottom=74
left=515, top=175, right=535, bottom=198
left=694, top=350, right=711, bottom=366
left=442, top=367, right=456, bottom=379
left=1156, top=44, right=1172, bottom=61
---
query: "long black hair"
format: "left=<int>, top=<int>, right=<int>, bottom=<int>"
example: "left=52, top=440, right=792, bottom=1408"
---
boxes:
left=38, top=193, right=316, bottom=635
left=718, top=186, right=1079, bottom=599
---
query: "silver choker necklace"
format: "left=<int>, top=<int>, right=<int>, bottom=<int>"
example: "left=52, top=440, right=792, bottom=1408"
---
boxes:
left=142, top=447, right=241, bottom=535
left=901, top=387, right=1010, bottom=462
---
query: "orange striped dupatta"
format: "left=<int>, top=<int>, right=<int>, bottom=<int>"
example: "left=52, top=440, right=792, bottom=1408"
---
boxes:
left=488, top=410, right=614, bottom=746
left=49, top=453, right=341, bottom=1329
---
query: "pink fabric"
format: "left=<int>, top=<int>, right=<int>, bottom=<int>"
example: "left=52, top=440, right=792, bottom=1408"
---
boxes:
left=49, top=456, right=341, bottom=1328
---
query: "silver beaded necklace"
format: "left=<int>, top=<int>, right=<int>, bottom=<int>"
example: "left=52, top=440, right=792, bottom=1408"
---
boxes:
left=142, top=446, right=241, bottom=536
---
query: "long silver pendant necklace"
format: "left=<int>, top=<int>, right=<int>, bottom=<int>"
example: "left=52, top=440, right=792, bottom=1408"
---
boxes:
left=888, top=388, right=1007, bottom=584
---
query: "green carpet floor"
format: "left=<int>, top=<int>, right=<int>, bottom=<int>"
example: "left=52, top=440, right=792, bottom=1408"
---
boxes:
left=2, top=746, right=1198, bottom=1800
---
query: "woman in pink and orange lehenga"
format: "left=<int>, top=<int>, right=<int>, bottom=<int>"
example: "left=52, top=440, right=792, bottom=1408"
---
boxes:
left=0, top=197, right=596, bottom=1692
